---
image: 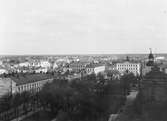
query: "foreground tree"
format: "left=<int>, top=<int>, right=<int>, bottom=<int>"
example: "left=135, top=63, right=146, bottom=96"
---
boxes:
left=39, top=76, right=126, bottom=121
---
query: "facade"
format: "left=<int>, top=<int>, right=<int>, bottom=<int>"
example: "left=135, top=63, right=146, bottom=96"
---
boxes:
left=86, top=64, right=106, bottom=75
left=40, top=61, right=51, bottom=68
left=19, top=62, right=31, bottom=67
left=35, top=67, right=48, bottom=73
left=0, top=69, right=8, bottom=75
left=11, top=74, right=53, bottom=94
left=0, top=74, right=53, bottom=97
left=69, top=62, right=89, bottom=72
left=116, top=61, right=141, bottom=76
left=0, top=78, right=15, bottom=98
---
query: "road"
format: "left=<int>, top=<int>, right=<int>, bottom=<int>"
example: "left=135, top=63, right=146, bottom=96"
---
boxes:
left=126, top=91, right=138, bottom=106
left=109, top=90, right=138, bottom=121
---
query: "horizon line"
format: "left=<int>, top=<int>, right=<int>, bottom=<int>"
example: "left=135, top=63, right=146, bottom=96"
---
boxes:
left=0, top=52, right=167, bottom=56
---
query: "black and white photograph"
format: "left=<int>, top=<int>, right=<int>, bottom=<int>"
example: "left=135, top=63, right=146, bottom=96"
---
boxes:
left=0, top=0, right=167, bottom=121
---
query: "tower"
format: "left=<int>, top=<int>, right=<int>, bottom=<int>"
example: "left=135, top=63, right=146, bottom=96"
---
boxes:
left=146, top=48, right=154, bottom=66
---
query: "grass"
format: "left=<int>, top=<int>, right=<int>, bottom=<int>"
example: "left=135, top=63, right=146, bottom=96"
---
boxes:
left=22, top=111, right=55, bottom=121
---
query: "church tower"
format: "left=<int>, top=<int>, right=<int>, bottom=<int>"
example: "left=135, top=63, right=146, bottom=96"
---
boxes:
left=146, top=48, right=154, bottom=66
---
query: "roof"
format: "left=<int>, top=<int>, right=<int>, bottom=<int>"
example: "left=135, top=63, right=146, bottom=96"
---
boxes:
left=110, top=70, right=121, bottom=75
left=116, top=61, right=140, bottom=65
left=70, top=61, right=89, bottom=65
left=86, top=63, right=104, bottom=68
left=10, top=73, right=53, bottom=85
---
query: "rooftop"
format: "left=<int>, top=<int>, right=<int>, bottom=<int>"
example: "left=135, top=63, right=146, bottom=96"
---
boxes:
left=10, top=73, right=53, bottom=85
left=86, top=63, right=104, bottom=68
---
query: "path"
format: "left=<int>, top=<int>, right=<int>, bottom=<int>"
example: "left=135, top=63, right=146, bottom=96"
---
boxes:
left=109, top=90, right=138, bottom=121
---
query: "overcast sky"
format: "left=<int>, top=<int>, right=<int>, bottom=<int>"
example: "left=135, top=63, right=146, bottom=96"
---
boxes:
left=0, top=0, right=167, bottom=55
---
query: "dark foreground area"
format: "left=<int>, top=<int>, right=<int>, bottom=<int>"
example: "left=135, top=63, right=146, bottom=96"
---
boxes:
left=22, top=111, right=55, bottom=121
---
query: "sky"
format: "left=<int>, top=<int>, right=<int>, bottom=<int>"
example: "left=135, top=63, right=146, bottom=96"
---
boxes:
left=0, top=0, right=167, bottom=55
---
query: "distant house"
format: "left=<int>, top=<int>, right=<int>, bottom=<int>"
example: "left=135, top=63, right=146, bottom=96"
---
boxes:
left=0, top=66, right=8, bottom=75
left=69, top=62, right=89, bottom=72
left=86, top=64, right=106, bottom=75
left=19, top=62, right=31, bottom=67
left=40, top=60, right=51, bottom=69
left=35, top=67, right=48, bottom=73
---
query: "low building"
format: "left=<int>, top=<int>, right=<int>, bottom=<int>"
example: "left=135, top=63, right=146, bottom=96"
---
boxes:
left=0, top=68, right=8, bottom=75
left=40, top=60, right=51, bottom=69
left=116, top=61, right=141, bottom=76
left=69, top=62, right=89, bottom=72
left=19, top=62, right=31, bottom=67
left=35, top=67, right=48, bottom=73
left=86, top=64, right=106, bottom=75
left=0, top=74, right=54, bottom=97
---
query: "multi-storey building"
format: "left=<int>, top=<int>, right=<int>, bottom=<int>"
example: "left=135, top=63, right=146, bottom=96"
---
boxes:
left=0, top=74, right=53, bottom=98
left=86, top=64, right=106, bottom=75
left=116, top=61, right=141, bottom=76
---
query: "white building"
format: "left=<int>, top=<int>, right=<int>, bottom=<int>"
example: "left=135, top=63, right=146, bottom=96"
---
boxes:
left=116, top=61, right=141, bottom=76
left=0, top=69, right=8, bottom=75
left=35, top=67, right=48, bottom=73
left=53, top=62, right=58, bottom=69
left=86, top=64, right=106, bottom=75
left=19, top=62, right=31, bottom=67
left=40, top=61, right=51, bottom=69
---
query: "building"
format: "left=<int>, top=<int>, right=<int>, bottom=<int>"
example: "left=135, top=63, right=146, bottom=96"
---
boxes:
left=142, top=49, right=155, bottom=76
left=0, top=67, right=8, bottom=75
left=18, top=62, right=31, bottom=67
left=86, top=64, right=106, bottom=75
left=35, top=67, right=48, bottom=73
left=40, top=60, right=51, bottom=69
left=69, top=62, right=89, bottom=72
left=116, top=61, right=141, bottom=76
left=146, top=48, right=154, bottom=66
left=0, top=74, right=54, bottom=97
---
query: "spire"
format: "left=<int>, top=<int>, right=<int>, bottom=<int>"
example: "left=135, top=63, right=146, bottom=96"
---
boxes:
left=147, top=48, right=154, bottom=66
left=149, top=48, right=152, bottom=54
left=148, top=48, right=154, bottom=59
